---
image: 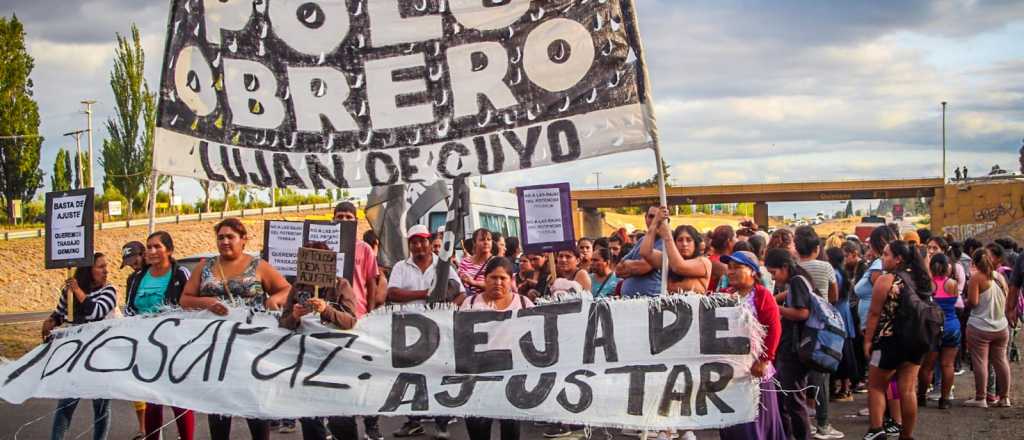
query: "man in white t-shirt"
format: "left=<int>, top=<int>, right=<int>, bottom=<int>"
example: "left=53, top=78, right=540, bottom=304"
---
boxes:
left=387, top=225, right=462, bottom=438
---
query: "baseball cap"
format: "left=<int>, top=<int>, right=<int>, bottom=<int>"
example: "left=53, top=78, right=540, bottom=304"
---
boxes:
left=407, top=225, right=431, bottom=240
left=120, top=241, right=145, bottom=268
left=720, top=251, right=760, bottom=275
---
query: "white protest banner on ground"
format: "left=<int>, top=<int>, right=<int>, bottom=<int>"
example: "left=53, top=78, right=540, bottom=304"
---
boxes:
left=263, top=220, right=306, bottom=276
left=0, top=296, right=761, bottom=430
left=518, top=182, right=575, bottom=254
left=44, top=189, right=95, bottom=269
left=152, top=0, right=657, bottom=189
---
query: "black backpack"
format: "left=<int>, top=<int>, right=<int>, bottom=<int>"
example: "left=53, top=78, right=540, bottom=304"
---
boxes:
left=893, top=271, right=944, bottom=355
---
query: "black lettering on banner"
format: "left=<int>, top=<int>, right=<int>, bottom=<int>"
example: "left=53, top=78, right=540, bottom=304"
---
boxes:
left=556, top=369, right=596, bottom=414
left=84, top=336, right=138, bottom=373
left=249, top=150, right=272, bottom=186
left=274, top=153, right=307, bottom=188
left=696, top=362, right=735, bottom=416
left=605, top=364, right=668, bottom=416
left=505, top=372, right=556, bottom=409
left=434, top=375, right=503, bottom=408
left=199, top=141, right=227, bottom=182
left=391, top=313, right=440, bottom=368
left=64, top=327, right=112, bottom=373
left=42, top=339, right=83, bottom=379
left=438, top=142, right=471, bottom=179
left=168, top=320, right=225, bottom=384
left=474, top=135, right=505, bottom=174
left=546, top=119, right=581, bottom=163
left=504, top=126, right=541, bottom=168
left=699, top=303, right=749, bottom=355
left=398, top=148, right=424, bottom=183
left=4, top=341, right=51, bottom=385
left=221, top=145, right=248, bottom=184
left=367, top=152, right=399, bottom=186
left=305, top=154, right=348, bottom=189
left=517, top=301, right=581, bottom=368
left=218, top=323, right=268, bottom=381
left=582, top=301, right=618, bottom=363
left=303, top=332, right=359, bottom=390
left=379, top=373, right=429, bottom=412
left=453, top=310, right=513, bottom=374
left=657, top=364, right=694, bottom=417
left=648, top=299, right=693, bottom=355
left=251, top=333, right=306, bottom=388
left=135, top=318, right=179, bottom=383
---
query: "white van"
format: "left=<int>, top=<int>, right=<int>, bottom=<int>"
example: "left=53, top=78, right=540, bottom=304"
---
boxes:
left=419, top=185, right=522, bottom=239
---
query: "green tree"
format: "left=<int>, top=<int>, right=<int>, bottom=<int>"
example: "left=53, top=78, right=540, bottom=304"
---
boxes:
left=51, top=149, right=73, bottom=192
left=100, top=24, right=155, bottom=215
left=0, top=15, right=44, bottom=222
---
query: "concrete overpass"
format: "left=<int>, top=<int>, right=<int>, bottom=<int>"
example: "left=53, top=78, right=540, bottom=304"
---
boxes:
left=572, top=178, right=945, bottom=237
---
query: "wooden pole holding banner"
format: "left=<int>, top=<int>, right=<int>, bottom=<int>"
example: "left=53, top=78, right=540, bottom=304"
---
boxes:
left=147, top=171, right=159, bottom=234
left=314, top=286, right=320, bottom=299
left=66, top=267, right=74, bottom=322
left=621, top=1, right=669, bottom=295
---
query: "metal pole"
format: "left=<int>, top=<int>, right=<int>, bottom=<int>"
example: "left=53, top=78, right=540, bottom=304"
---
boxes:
left=81, top=100, right=97, bottom=189
left=62, top=130, right=88, bottom=189
left=941, top=101, right=947, bottom=182
left=593, top=172, right=601, bottom=189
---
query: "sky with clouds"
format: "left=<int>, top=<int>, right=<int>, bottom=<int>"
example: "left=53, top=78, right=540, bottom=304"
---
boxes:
left=5, top=0, right=1024, bottom=216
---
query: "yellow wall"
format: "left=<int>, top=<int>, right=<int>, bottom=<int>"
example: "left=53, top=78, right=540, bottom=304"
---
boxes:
left=931, top=180, right=1024, bottom=240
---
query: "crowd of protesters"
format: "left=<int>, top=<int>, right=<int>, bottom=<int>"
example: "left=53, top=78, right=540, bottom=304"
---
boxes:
left=41, top=201, right=1021, bottom=440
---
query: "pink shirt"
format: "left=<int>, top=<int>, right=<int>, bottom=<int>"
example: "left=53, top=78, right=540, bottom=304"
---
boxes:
left=352, top=241, right=379, bottom=318
left=458, top=294, right=534, bottom=312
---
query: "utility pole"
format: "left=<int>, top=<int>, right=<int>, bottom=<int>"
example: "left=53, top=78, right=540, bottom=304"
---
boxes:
left=941, top=101, right=947, bottom=182
left=81, top=100, right=97, bottom=189
left=593, top=172, right=601, bottom=189
left=62, top=129, right=88, bottom=189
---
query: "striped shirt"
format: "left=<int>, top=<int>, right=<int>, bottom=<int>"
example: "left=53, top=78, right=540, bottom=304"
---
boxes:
left=798, top=259, right=836, bottom=298
left=458, top=256, right=489, bottom=296
left=54, top=284, right=117, bottom=324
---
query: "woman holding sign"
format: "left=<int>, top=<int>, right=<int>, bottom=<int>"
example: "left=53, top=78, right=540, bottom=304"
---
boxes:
left=124, top=231, right=195, bottom=440
left=639, top=207, right=712, bottom=293
left=459, top=257, right=533, bottom=440
left=180, top=218, right=291, bottom=440
left=41, top=252, right=117, bottom=440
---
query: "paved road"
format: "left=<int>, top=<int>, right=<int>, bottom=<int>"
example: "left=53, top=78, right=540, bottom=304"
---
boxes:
left=0, top=312, right=48, bottom=325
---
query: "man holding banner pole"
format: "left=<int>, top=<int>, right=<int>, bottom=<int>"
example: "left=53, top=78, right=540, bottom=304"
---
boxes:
left=386, top=224, right=463, bottom=438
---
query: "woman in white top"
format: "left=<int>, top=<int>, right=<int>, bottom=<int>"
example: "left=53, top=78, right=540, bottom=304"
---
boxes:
left=964, top=249, right=1012, bottom=408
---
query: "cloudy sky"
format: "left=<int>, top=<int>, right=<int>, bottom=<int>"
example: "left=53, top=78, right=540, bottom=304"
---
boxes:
left=6, top=0, right=1024, bottom=216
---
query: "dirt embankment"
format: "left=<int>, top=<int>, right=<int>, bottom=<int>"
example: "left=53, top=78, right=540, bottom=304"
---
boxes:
left=0, top=210, right=373, bottom=314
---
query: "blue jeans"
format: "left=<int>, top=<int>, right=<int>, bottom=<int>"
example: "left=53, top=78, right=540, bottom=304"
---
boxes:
left=51, top=398, right=110, bottom=440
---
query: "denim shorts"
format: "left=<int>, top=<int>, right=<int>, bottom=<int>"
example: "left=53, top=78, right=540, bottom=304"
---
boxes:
left=937, top=327, right=962, bottom=350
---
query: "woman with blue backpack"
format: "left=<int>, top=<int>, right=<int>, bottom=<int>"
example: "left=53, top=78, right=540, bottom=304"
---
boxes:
left=862, top=240, right=933, bottom=440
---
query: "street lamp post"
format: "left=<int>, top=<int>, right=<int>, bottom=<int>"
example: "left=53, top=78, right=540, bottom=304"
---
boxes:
left=942, top=101, right=947, bottom=182
left=81, top=100, right=97, bottom=189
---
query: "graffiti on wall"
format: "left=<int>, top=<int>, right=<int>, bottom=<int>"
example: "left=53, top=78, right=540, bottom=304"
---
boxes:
left=943, top=222, right=997, bottom=241
left=975, top=201, right=1017, bottom=222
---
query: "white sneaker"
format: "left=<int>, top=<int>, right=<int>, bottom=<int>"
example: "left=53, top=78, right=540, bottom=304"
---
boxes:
left=680, top=432, right=696, bottom=440
left=621, top=428, right=642, bottom=437
left=813, top=424, right=845, bottom=439
left=963, top=398, right=988, bottom=408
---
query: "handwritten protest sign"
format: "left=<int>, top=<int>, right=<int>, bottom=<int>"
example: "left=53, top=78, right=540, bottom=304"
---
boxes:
left=297, top=247, right=338, bottom=289
left=0, top=296, right=760, bottom=430
left=44, top=189, right=95, bottom=269
left=263, top=220, right=305, bottom=276
left=518, top=182, right=575, bottom=254
left=303, top=220, right=357, bottom=280
left=152, top=0, right=657, bottom=189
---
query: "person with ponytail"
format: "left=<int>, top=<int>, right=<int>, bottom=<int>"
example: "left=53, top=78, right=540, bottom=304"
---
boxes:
left=764, top=248, right=814, bottom=440
left=964, top=249, right=1012, bottom=408
left=862, top=240, right=931, bottom=440
left=918, top=253, right=960, bottom=409
left=124, top=231, right=195, bottom=440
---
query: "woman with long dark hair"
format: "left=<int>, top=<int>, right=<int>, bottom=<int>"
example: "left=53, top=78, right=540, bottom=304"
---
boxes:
left=827, top=246, right=859, bottom=402
left=862, top=240, right=931, bottom=440
left=918, top=253, right=960, bottom=409
left=43, top=253, right=117, bottom=440
left=124, top=232, right=195, bottom=440
left=764, top=248, right=815, bottom=440
left=639, top=207, right=711, bottom=293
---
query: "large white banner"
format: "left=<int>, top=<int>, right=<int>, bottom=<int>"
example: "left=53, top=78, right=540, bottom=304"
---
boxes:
left=153, top=0, right=658, bottom=189
left=0, top=296, right=760, bottom=430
